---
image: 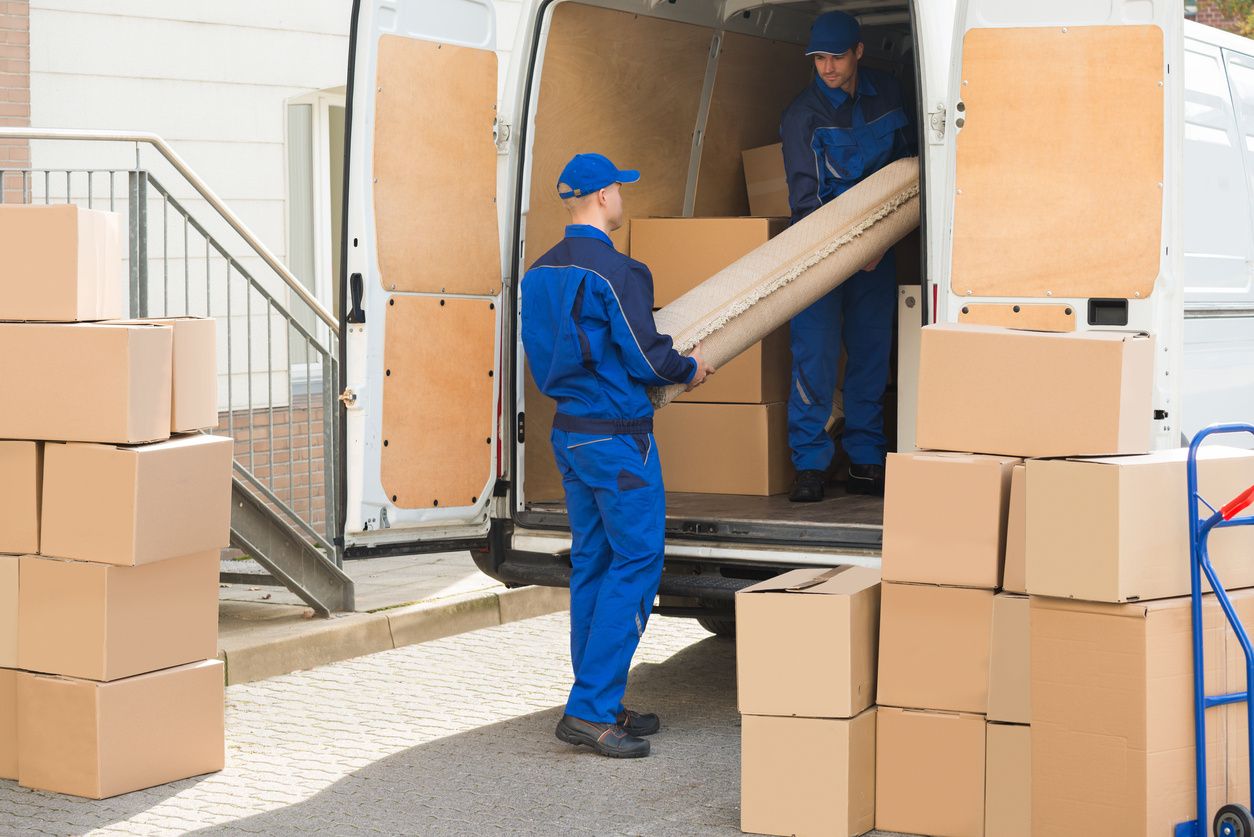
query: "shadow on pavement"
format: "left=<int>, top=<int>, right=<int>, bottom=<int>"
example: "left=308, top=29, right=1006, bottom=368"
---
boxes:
left=192, top=635, right=740, bottom=837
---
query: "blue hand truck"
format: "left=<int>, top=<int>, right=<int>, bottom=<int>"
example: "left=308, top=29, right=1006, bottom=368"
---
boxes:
left=1177, top=424, right=1254, bottom=837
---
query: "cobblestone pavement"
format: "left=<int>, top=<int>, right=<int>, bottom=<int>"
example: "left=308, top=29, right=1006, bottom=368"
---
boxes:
left=0, top=613, right=906, bottom=836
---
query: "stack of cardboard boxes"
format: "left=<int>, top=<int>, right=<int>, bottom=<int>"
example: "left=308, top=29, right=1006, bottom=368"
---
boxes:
left=736, top=566, right=881, bottom=837
left=0, top=204, right=230, bottom=799
left=629, top=163, right=794, bottom=496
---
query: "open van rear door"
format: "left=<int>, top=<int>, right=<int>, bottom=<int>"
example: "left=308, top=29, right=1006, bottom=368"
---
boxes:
left=341, top=0, right=503, bottom=549
left=934, top=1, right=1184, bottom=449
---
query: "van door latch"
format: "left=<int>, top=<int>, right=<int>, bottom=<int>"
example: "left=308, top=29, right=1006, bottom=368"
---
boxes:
left=927, top=104, right=946, bottom=142
left=493, top=118, right=512, bottom=152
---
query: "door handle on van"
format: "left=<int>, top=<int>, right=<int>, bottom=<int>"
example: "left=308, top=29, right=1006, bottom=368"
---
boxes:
left=347, top=273, right=366, bottom=323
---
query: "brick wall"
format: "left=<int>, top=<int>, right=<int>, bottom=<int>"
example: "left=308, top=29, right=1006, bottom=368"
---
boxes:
left=0, top=0, right=28, bottom=204
left=1193, top=0, right=1245, bottom=32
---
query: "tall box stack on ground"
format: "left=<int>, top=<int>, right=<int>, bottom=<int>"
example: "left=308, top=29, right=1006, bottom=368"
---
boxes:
left=1025, top=446, right=1254, bottom=835
left=0, top=204, right=230, bottom=799
left=736, top=567, right=880, bottom=837
left=875, top=448, right=1022, bottom=837
left=631, top=216, right=792, bottom=496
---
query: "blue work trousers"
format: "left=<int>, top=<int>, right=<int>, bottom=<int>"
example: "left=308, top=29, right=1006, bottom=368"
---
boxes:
left=552, top=428, right=666, bottom=724
left=788, top=254, right=896, bottom=471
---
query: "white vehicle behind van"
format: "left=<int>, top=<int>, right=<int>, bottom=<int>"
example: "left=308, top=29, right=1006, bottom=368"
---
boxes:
left=338, top=0, right=1252, bottom=633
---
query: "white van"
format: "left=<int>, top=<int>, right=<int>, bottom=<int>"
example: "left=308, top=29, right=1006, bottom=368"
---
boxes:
left=337, top=0, right=1254, bottom=633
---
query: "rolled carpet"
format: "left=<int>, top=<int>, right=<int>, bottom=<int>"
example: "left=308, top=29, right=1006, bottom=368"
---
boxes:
left=650, top=157, right=921, bottom=408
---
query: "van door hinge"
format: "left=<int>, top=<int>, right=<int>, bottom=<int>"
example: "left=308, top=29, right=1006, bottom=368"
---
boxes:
left=493, top=118, right=512, bottom=152
left=927, top=104, right=946, bottom=143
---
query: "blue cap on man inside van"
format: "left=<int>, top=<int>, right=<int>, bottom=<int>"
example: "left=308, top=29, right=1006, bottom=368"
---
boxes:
left=806, top=11, right=861, bottom=57
left=557, top=153, right=640, bottom=199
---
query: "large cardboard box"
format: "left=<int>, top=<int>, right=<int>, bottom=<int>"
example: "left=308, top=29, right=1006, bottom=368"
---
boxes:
left=985, top=723, right=1030, bottom=837
left=876, top=706, right=986, bottom=837
left=1027, top=446, right=1254, bottom=602
left=110, top=317, right=218, bottom=432
left=41, top=434, right=233, bottom=566
left=18, top=552, right=219, bottom=682
left=986, top=593, right=1030, bottom=725
left=882, top=452, right=1019, bottom=588
left=652, top=402, right=792, bottom=495
left=0, top=205, right=123, bottom=322
left=629, top=217, right=788, bottom=307
left=1001, top=464, right=1027, bottom=594
left=877, top=582, right=994, bottom=714
left=736, top=567, right=880, bottom=719
left=0, top=441, right=41, bottom=555
left=0, top=322, right=172, bottom=444
left=916, top=324, right=1153, bottom=457
left=742, top=709, right=876, bottom=837
left=0, top=667, right=15, bottom=780
left=680, top=327, right=790, bottom=405
left=17, top=660, right=225, bottom=799
left=0, top=555, right=16, bottom=669
left=1030, top=593, right=1244, bottom=836
left=742, top=143, right=790, bottom=218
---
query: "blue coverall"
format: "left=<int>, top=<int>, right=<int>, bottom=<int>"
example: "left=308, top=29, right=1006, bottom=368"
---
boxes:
left=520, top=224, right=697, bottom=724
left=780, top=67, right=914, bottom=471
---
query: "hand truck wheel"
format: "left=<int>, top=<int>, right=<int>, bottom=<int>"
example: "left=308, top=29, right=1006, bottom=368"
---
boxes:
left=1215, top=803, right=1254, bottom=837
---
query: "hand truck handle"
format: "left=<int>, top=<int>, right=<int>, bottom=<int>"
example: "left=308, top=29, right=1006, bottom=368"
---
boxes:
left=1222, top=484, right=1254, bottom=521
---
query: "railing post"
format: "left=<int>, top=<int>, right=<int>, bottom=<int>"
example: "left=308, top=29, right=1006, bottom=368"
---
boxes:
left=128, top=170, right=149, bottom=317
left=323, top=352, right=342, bottom=566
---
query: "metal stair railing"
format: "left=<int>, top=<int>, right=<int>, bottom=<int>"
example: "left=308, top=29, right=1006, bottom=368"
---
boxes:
left=0, top=128, right=352, bottom=616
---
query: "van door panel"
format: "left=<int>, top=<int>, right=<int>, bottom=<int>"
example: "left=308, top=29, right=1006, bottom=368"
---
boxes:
left=950, top=25, right=1164, bottom=300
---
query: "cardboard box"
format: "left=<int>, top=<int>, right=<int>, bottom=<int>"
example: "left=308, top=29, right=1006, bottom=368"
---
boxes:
left=1001, top=464, right=1027, bottom=594
left=0, top=205, right=123, bottom=322
left=0, top=555, right=16, bottom=669
left=0, top=668, right=15, bottom=780
left=881, top=452, right=1019, bottom=588
left=0, top=441, right=41, bottom=555
left=110, top=317, right=218, bottom=432
left=1030, top=593, right=1243, bottom=836
left=916, top=324, right=1153, bottom=457
left=652, top=402, right=792, bottom=495
left=736, top=567, right=880, bottom=719
left=17, top=660, right=225, bottom=799
left=678, top=327, right=790, bottom=405
left=877, top=582, right=994, bottom=714
left=629, top=216, right=788, bottom=307
left=742, top=143, right=791, bottom=218
left=985, top=723, right=1030, bottom=837
left=41, top=434, right=233, bottom=566
left=18, top=552, right=219, bottom=682
left=1026, top=446, right=1254, bottom=602
left=876, top=706, right=986, bottom=837
left=741, top=709, right=876, bottom=837
left=0, top=322, right=172, bottom=444
left=986, top=593, right=1029, bottom=725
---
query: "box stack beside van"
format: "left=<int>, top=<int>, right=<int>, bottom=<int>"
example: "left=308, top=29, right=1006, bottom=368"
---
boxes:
left=736, top=566, right=881, bottom=837
left=634, top=210, right=794, bottom=496
left=0, top=205, right=230, bottom=799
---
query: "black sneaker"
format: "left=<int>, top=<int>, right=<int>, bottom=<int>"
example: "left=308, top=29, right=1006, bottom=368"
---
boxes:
left=789, top=469, right=826, bottom=503
left=617, top=708, right=661, bottom=737
left=846, top=463, right=886, bottom=496
left=555, top=714, right=650, bottom=758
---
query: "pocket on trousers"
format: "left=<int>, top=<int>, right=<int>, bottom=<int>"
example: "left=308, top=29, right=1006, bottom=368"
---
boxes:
left=617, top=469, right=649, bottom=492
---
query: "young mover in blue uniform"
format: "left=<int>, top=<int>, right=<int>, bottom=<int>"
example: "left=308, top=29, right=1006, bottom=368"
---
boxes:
left=781, top=10, right=915, bottom=502
left=521, top=153, right=713, bottom=758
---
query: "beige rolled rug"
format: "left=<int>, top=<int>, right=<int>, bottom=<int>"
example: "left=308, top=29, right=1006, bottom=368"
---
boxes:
left=650, top=157, right=921, bottom=408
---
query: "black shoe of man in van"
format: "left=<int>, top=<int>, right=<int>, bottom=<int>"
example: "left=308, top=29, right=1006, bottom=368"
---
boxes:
left=789, top=469, right=826, bottom=503
left=846, top=463, right=886, bottom=496
left=618, top=708, right=661, bottom=737
left=556, top=714, right=650, bottom=758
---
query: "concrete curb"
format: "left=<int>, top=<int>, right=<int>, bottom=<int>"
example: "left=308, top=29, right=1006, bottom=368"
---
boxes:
left=218, top=584, right=569, bottom=686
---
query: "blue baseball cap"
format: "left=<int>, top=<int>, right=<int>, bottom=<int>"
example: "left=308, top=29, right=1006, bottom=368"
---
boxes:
left=557, top=153, right=640, bottom=199
left=806, top=11, right=861, bottom=57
